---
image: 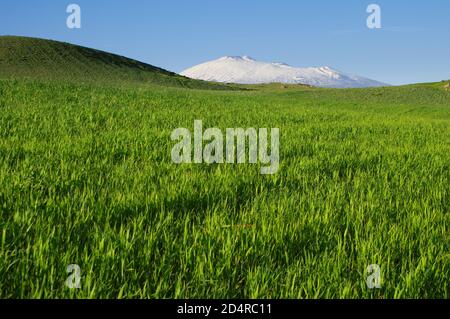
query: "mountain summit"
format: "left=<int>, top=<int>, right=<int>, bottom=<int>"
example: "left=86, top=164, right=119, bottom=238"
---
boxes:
left=181, top=56, right=389, bottom=88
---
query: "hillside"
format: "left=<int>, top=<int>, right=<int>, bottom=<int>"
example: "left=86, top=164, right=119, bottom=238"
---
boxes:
left=0, top=36, right=233, bottom=90
left=0, top=78, right=448, bottom=298
left=1, top=37, right=449, bottom=300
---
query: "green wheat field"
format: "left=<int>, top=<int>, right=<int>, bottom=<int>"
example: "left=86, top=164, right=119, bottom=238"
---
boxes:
left=0, top=36, right=449, bottom=298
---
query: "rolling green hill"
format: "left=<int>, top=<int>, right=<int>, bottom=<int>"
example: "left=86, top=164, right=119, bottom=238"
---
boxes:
left=0, top=36, right=449, bottom=299
left=0, top=77, right=449, bottom=298
left=0, top=36, right=233, bottom=90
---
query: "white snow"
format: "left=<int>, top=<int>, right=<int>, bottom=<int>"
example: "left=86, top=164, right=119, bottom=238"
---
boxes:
left=180, top=56, right=389, bottom=88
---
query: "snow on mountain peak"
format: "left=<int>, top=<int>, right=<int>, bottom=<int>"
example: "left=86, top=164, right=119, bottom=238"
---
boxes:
left=242, top=55, right=255, bottom=61
left=181, top=57, right=388, bottom=88
left=271, top=62, right=290, bottom=67
left=219, top=55, right=255, bottom=62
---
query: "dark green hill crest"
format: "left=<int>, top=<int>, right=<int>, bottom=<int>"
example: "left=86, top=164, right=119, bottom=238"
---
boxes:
left=0, top=36, right=232, bottom=90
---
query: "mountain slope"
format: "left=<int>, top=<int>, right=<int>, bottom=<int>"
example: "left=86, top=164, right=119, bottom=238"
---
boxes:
left=0, top=36, right=232, bottom=90
left=181, top=56, right=389, bottom=88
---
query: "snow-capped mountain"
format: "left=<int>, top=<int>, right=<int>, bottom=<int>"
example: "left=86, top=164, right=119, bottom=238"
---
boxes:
left=181, top=56, right=389, bottom=88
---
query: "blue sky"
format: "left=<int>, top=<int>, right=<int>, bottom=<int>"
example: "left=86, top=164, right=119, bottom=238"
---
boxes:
left=1, top=0, right=449, bottom=85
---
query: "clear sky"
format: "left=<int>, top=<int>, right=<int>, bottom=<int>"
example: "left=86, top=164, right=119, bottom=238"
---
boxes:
left=1, top=0, right=449, bottom=85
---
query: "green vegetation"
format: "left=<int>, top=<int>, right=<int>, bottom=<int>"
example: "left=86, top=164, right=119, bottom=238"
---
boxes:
left=0, top=36, right=233, bottom=90
left=0, top=37, right=448, bottom=298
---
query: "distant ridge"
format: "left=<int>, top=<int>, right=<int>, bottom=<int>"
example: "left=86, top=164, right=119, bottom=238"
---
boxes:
left=181, top=56, right=389, bottom=88
left=0, top=36, right=233, bottom=90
